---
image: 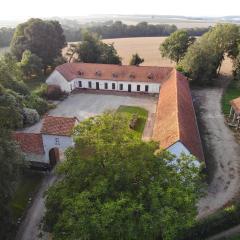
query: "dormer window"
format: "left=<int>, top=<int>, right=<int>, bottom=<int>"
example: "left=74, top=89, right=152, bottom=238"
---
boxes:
left=147, top=73, right=154, bottom=80
left=129, top=73, right=135, bottom=79
left=95, top=70, right=101, bottom=77
left=78, top=70, right=84, bottom=76
left=112, top=73, right=118, bottom=78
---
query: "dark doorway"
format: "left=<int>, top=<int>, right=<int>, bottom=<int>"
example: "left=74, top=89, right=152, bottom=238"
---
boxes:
left=49, top=148, right=60, bottom=168
left=128, top=84, right=131, bottom=92
left=145, top=85, right=149, bottom=92
left=96, top=82, right=100, bottom=90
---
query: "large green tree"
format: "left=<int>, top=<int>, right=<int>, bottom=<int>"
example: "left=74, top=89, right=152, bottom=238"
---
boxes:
left=160, top=30, right=195, bottom=63
left=179, top=24, right=240, bottom=84
left=44, top=112, right=202, bottom=240
left=0, top=129, right=24, bottom=240
left=67, top=32, right=122, bottom=64
left=18, top=50, right=43, bottom=80
left=11, top=18, right=66, bottom=71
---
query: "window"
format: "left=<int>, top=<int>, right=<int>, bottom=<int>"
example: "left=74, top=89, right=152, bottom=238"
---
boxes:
left=55, top=138, right=60, bottom=145
left=112, top=83, right=116, bottom=90
left=119, top=84, right=123, bottom=90
left=145, top=85, right=149, bottom=92
left=88, top=81, right=92, bottom=88
left=70, top=84, right=73, bottom=91
left=137, top=85, right=141, bottom=91
left=78, top=81, right=82, bottom=88
left=104, top=83, right=108, bottom=89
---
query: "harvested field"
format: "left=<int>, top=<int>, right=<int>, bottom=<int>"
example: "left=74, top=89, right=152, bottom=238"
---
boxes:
left=103, top=37, right=174, bottom=67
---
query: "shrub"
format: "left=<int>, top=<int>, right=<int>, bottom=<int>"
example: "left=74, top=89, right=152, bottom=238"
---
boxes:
left=22, top=107, right=40, bottom=126
left=46, top=84, right=66, bottom=100
left=179, top=203, right=240, bottom=240
left=24, top=94, right=49, bottom=115
left=33, top=84, right=48, bottom=98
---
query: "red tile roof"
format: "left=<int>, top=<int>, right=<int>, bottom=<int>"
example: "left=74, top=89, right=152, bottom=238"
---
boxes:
left=230, top=97, right=240, bottom=114
left=56, top=63, right=173, bottom=83
left=41, top=116, right=78, bottom=136
left=153, top=69, right=205, bottom=161
left=13, top=132, right=44, bottom=155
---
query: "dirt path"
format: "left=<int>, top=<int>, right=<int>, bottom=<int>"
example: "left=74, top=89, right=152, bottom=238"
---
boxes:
left=15, top=173, right=57, bottom=240
left=192, top=87, right=240, bottom=219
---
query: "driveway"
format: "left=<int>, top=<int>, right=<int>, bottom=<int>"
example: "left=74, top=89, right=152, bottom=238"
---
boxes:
left=192, top=87, right=240, bottom=219
left=15, top=173, right=57, bottom=240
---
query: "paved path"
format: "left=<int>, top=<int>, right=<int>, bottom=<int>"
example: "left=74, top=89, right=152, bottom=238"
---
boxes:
left=15, top=173, right=57, bottom=240
left=192, top=87, right=240, bottom=219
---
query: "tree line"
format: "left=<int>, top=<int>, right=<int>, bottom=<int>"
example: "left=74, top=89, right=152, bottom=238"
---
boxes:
left=64, top=20, right=209, bottom=42
left=0, top=21, right=210, bottom=48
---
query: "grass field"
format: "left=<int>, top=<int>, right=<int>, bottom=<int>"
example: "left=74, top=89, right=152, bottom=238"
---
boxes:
left=117, top=105, right=148, bottom=137
left=10, top=171, right=43, bottom=222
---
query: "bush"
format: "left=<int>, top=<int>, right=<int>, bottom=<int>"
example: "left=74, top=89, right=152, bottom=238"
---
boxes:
left=24, top=94, right=49, bottom=115
left=3, top=80, right=30, bottom=96
left=33, top=84, right=48, bottom=98
left=179, top=203, right=240, bottom=240
left=46, top=84, right=65, bottom=100
left=22, top=107, right=40, bottom=126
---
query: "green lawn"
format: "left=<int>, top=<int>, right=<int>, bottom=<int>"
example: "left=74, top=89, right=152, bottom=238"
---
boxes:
left=10, top=170, right=43, bottom=222
left=117, top=105, right=148, bottom=137
left=222, top=80, right=240, bottom=115
left=229, top=235, right=240, bottom=240
left=25, top=76, right=46, bottom=91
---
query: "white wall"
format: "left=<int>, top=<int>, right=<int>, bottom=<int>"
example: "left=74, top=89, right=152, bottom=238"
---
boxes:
left=73, top=78, right=160, bottom=93
left=167, top=141, right=200, bottom=166
left=42, top=134, right=74, bottom=163
left=46, top=70, right=72, bottom=93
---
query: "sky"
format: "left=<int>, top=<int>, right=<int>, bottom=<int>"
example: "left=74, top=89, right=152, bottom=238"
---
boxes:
left=1, top=0, right=240, bottom=20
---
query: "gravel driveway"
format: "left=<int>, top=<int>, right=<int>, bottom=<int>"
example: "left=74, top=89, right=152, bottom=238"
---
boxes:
left=24, top=92, right=158, bottom=140
left=193, top=87, right=240, bottom=219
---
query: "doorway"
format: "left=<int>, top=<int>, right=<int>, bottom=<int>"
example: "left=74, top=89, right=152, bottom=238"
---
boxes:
left=49, top=148, right=60, bottom=168
left=96, top=82, right=100, bottom=90
left=128, top=84, right=131, bottom=92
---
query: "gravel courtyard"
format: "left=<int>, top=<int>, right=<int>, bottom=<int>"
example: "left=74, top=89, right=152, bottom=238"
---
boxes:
left=24, top=92, right=158, bottom=139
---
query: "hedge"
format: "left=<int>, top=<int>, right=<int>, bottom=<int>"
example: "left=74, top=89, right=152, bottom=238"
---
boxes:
left=179, top=203, right=240, bottom=240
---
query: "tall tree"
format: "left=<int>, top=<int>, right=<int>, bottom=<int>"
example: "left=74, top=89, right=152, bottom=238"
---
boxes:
left=129, top=53, right=144, bottom=66
left=0, top=129, right=24, bottom=240
left=44, top=112, right=202, bottom=240
left=10, top=18, right=66, bottom=71
left=67, top=32, right=122, bottom=64
left=160, top=30, right=195, bottom=63
left=180, top=24, right=240, bottom=84
left=18, top=50, right=43, bottom=80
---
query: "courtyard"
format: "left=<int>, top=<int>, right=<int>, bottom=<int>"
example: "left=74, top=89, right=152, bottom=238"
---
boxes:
left=23, top=92, right=158, bottom=140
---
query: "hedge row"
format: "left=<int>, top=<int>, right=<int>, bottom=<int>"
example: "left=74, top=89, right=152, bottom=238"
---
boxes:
left=179, top=203, right=240, bottom=240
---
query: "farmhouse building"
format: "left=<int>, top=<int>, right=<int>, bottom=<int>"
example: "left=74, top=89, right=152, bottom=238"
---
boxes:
left=14, top=63, right=205, bottom=168
left=13, top=116, right=78, bottom=167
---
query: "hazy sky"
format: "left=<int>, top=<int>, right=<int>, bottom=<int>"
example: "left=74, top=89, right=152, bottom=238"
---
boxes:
left=1, top=0, right=240, bottom=20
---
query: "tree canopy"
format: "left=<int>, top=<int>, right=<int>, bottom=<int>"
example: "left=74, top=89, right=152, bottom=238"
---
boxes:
left=10, top=18, right=66, bottom=69
left=179, top=24, right=240, bottom=84
left=66, top=32, right=122, bottom=64
left=44, top=112, right=202, bottom=240
left=129, top=53, right=144, bottom=66
left=160, top=30, right=195, bottom=63
left=18, top=50, right=43, bottom=80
